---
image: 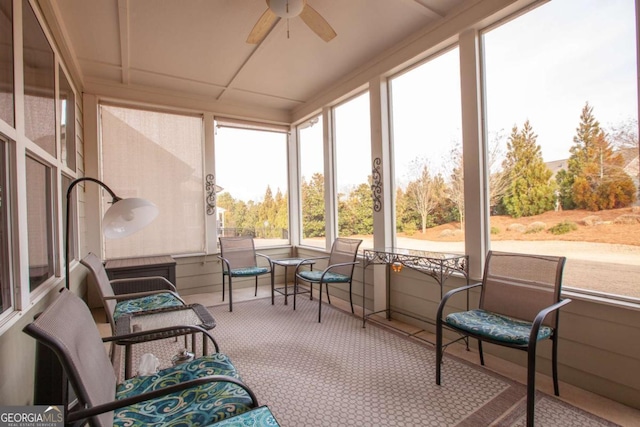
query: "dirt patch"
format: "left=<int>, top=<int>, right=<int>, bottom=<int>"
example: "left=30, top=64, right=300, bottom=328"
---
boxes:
left=403, top=207, right=640, bottom=247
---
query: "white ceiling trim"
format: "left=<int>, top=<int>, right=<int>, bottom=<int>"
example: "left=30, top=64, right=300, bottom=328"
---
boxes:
left=411, top=0, right=446, bottom=18
left=117, top=0, right=130, bottom=84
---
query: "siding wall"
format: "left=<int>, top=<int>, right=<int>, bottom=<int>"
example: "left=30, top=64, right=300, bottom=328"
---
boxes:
left=296, top=245, right=640, bottom=410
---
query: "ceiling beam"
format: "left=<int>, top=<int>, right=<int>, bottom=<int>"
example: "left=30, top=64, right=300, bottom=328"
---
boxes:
left=117, top=0, right=130, bottom=84
left=411, top=0, right=445, bottom=19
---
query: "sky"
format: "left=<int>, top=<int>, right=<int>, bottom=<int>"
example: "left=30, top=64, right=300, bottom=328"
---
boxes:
left=216, top=0, right=638, bottom=202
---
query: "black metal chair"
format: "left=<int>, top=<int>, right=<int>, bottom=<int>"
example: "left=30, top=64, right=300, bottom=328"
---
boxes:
left=436, top=251, right=571, bottom=427
left=81, top=252, right=186, bottom=333
left=23, top=288, right=260, bottom=427
left=218, top=236, right=273, bottom=312
left=294, top=238, right=362, bottom=322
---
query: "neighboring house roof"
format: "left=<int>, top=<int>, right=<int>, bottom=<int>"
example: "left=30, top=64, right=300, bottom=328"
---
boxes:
left=545, top=159, right=568, bottom=181
left=545, top=148, right=639, bottom=185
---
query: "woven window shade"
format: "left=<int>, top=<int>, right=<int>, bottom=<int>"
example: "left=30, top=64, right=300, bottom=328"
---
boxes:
left=101, top=105, right=205, bottom=258
left=215, top=116, right=290, bottom=134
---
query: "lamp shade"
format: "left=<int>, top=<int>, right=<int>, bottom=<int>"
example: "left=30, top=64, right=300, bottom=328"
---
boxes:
left=102, top=197, right=159, bottom=239
left=269, top=0, right=305, bottom=18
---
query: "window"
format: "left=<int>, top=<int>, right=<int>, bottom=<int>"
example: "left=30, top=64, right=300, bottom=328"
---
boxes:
left=22, top=0, right=55, bottom=156
left=0, top=0, right=13, bottom=127
left=214, top=119, right=289, bottom=248
left=59, top=67, right=76, bottom=171
left=482, top=0, right=639, bottom=299
left=390, top=47, right=463, bottom=253
left=334, top=92, right=372, bottom=248
left=101, top=105, right=205, bottom=258
left=26, top=155, right=54, bottom=291
left=298, top=115, right=325, bottom=248
left=0, top=137, right=10, bottom=314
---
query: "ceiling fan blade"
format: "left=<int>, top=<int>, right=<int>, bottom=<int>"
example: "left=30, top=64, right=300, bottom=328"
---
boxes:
left=246, top=8, right=278, bottom=44
left=300, top=4, right=336, bottom=42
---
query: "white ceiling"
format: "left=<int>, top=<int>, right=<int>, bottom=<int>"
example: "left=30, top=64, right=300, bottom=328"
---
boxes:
left=43, top=0, right=468, bottom=120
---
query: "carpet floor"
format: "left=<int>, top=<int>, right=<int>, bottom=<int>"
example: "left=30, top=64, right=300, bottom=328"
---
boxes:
left=125, top=296, right=620, bottom=427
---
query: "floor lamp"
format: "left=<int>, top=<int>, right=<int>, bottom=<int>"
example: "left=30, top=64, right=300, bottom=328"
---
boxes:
left=40, top=177, right=158, bottom=405
left=65, top=177, right=159, bottom=289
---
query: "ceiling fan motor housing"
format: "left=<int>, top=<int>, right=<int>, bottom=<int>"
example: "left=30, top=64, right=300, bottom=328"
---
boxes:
left=268, top=0, right=305, bottom=18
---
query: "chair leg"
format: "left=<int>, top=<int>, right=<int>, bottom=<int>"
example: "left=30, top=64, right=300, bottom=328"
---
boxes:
left=325, top=283, right=331, bottom=305
left=254, top=276, right=258, bottom=297
left=293, top=277, right=298, bottom=310
left=271, top=270, right=275, bottom=305
left=436, top=316, right=443, bottom=385
left=318, top=283, right=323, bottom=323
left=478, top=340, right=485, bottom=366
left=349, top=281, right=354, bottom=314
left=228, top=276, right=233, bottom=312
left=222, top=274, right=226, bottom=302
left=526, top=342, right=538, bottom=427
left=552, top=334, right=560, bottom=396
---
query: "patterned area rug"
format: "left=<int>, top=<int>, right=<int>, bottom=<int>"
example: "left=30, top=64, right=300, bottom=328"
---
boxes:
left=126, top=297, right=619, bottom=427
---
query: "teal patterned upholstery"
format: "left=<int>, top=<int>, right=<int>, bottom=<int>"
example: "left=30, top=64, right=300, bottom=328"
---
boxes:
left=228, top=267, right=269, bottom=277
left=113, top=292, right=183, bottom=321
left=298, top=270, right=350, bottom=283
left=445, top=309, right=553, bottom=345
left=209, top=406, right=280, bottom=426
left=114, top=354, right=255, bottom=427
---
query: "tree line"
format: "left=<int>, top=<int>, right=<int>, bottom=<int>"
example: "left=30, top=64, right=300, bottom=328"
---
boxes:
left=217, top=102, right=638, bottom=238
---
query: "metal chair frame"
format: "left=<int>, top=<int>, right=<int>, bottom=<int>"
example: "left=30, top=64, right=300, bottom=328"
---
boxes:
left=218, top=236, right=273, bottom=312
left=435, top=251, right=571, bottom=427
left=294, top=238, right=362, bottom=322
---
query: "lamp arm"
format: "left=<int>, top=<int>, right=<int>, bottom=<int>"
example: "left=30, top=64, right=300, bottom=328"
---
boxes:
left=66, top=177, right=119, bottom=202
left=65, top=177, right=120, bottom=289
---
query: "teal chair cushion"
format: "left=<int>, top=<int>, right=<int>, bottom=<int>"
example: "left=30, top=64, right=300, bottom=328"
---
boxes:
left=113, top=292, right=183, bottom=321
left=445, top=309, right=553, bottom=345
left=209, top=406, right=280, bottom=426
left=114, top=354, right=254, bottom=426
left=227, top=267, right=269, bottom=277
left=298, top=270, right=350, bottom=283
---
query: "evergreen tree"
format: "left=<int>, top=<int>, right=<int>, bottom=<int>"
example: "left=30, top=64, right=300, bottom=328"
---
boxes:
left=560, top=103, right=636, bottom=210
left=501, top=120, right=555, bottom=218
left=274, top=189, right=288, bottom=239
left=258, top=186, right=276, bottom=237
left=301, top=173, right=325, bottom=238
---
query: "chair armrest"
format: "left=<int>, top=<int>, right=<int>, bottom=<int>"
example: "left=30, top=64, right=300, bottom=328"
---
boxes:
left=103, top=290, right=185, bottom=304
left=111, top=276, right=177, bottom=294
left=256, top=253, right=273, bottom=268
left=436, top=282, right=483, bottom=321
left=217, top=255, right=231, bottom=273
left=323, top=261, right=358, bottom=274
left=104, top=324, right=220, bottom=353
left=529, top=298, right=572, bottom=342
left=294, top=256, right=330, bottom=273
left=66, top=375, right=258, bottom=424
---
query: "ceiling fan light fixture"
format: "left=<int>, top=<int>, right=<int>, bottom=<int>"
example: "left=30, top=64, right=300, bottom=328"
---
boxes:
left=268, top=0, right=305, bottom=18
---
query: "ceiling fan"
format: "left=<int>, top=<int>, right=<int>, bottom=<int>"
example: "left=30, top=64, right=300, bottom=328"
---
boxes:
left=246, top=0, right=337, bottom=44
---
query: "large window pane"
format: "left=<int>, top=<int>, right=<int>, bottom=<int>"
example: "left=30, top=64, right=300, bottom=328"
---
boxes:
left=23, top=0, right=55, bottom=155
left=59, top=67, right=76, bottom=170
left=0, top=0, right=13, bottom=127
left=101, top=105, right=205, bottom=258
left=26, top=155, right=54, bottom=291
left=334, top=92, right=372, bottom=249
left=215, top=124, right=289, bottom=248
left=390, top=47, right=463, bottom=254
left=0, top=137, right=10, bottom=313
left=299, top=115, right=325, bottom=248
left=483, top=0, right=639, bottom=299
